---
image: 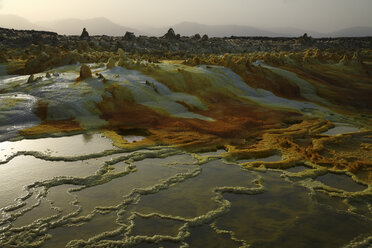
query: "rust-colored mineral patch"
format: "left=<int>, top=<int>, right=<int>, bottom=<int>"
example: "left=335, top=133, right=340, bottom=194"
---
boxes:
left=224, top=118, right=372, bottom=183
left=20, top=119, right=83, bottom=136
left=3, top=48, right=370, bottom=181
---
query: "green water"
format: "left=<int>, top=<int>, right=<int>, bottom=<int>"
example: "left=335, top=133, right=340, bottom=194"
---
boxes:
left=286, top=165, right=309, bottom=173
left=315, top=173, right=367, bottom=192
left=238, top=154, right=282, bottom=164
left=0, top=133, right=371, bottom=248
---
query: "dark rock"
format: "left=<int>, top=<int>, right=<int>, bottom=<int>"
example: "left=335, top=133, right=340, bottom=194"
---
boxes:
left=124, top=32, right=136, bottom=41
left=0, top=27, right=372, bottom=59
left=298, top=33, right=314, bottom=46
left=79, top=64, right=92, bottom=80
left=27, top=74, right=35, bottom=83
left=191, top=34, right=201, bottom=40
left=163, top=28, right=178, bottom=40
left=202, top=34, right=209, bottom=41
left=80, top=28, right=89, bottom=40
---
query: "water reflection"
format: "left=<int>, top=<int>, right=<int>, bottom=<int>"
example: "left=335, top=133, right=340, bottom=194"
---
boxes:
left=0, top=136, right=370, bottom=248
left=239, top=154, right=282, bottom=164
left=315, top=173, right=367, bottom=192
left=323, top=123, right=361, bottom=136
left=0, top=133, right=117, bottom=160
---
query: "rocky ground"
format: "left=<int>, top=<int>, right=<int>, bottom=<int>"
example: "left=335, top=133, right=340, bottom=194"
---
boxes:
left=1, top=27, right=372, bottom=55
left=0, top=27, right=372, bottom=182
left=1, top=27, right=372, bottom=248
left=1, top=27, right=372, bottom=76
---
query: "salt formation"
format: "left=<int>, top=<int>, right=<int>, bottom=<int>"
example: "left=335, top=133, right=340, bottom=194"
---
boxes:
left=163, top=28, right=178, bottom=40
left=78, top=64, right=92, bottom=80
left=106, top=57, right=116, bottom=69
left=80, top=27, right=89, bottom=39
left=27, top=74, right=35, bottom=83
left=124, top=31, right=136, bottom=41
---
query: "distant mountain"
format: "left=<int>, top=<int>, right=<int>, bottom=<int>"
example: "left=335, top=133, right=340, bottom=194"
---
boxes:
left=0, top=14, right=44, bottom=30
left=263, top=26, right=372, bottom=38
left=327, top=26, right=372, bottom=37
left=142, top=22, right=372, bottom=38
left=1, top=15, right=371, bottom=38
left=266, top=27, right=324, bottom=38
left=36, top=17, right=143, bottom=36
left=142, top=22, right=281, bottom=37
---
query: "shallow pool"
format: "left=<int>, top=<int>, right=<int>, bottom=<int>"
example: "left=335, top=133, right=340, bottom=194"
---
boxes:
left=0, top=134, right=371, bottom=248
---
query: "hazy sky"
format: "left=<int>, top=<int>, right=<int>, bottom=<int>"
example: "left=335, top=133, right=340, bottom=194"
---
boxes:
left=0, top=0, right=371, bottom=31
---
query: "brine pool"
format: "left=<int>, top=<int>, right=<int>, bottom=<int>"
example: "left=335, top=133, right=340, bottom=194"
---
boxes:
left=0, top=133, right=371, bottom=248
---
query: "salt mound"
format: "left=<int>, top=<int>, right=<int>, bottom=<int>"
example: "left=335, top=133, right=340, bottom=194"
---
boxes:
left=79, top=64, right=92, bottom=80
left=106, top=57, right=116, bottom=69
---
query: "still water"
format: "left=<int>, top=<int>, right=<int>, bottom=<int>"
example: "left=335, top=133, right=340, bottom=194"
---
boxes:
left=0, top=133, right=370, bottom=248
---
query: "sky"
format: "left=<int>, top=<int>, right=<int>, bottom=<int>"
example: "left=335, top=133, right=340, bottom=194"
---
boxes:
left=0, top=0, right=371, bottom=32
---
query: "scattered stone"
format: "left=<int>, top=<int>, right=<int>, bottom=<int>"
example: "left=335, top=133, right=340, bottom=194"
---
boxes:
left=191, top=34, right=201, bottom=40
left=118, top=48, right=126, bottom=58
left=1, top=26, right=371, bottom=57
left=145, top=80, right=158, bottom=93
left=298, top=33, right=314, bottom=46
left=106, top=57, right=116, bottom=69
left=124, top=32, right=136, bottom=41
left=96, top=73, right=104, bottom=79
left=27, top=74, right=35, bottom=83
left=46, top=72, right=51, bottom=78
left=80, top=28, right=89, bottom=40
left=79, top=64, right=92, bottom=80
left=351, top=51, right=362, bottom=65
left=163, top=28, right=178, bottom=40
left=339, top=55, right=350, bottom=65
left=27, top=74, right=43, bottom=83
left=53, top=72, right=59, bottom=77
left=1, top=27, right=372, bottom=77
left=96, top=73, right=108, bottom=83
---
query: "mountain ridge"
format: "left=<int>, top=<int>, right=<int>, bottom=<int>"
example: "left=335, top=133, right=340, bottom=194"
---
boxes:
left=1, top=15, right=371, bottom=38
left=36, top=17, right=143, bottom=36
left=0, top=14, right=44, bottom=31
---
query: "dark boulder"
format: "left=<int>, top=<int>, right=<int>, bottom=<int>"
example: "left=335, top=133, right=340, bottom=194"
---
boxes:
left=80, top=28, right=89, bottom=39
left=191, top=33, right=201, bottom=40
left=163, top=28, right=178, bottom=40
left=298, top=33, right=314, bottom=46
left=124, top=31, right=136, bottom=41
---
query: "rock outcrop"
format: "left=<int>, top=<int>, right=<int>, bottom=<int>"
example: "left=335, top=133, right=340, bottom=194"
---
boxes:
left=27, top=74, right=35, bottom=83
left=1, top=27, right=371, bottom=56
left=78, top=64, right=92, bottom=81
left=191, top=34, right=201, bottom=40
left=297, top=33, right=315, bottom=46
left=163, top=28, right=178, bottom=40
left=106, top=57, right=116, bottom=69
left=124, top=32, right=136, bottom=41
left=80, top=28, right=89, bottom=40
